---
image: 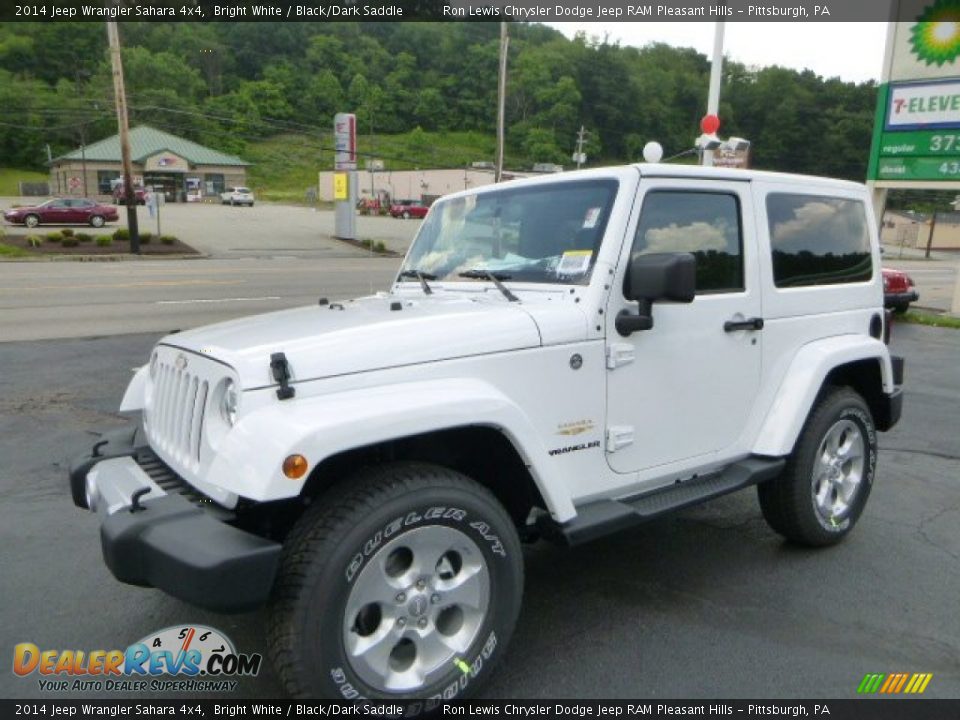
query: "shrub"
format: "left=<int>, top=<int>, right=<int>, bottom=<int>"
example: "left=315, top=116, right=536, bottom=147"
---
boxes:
left=140, top=232, right=152, bottom=244
left=96, top=235, right=113, bottom=247
left=45, top=231, right=63, bottom=243
left=113, top=227, right=130, bottom=241
left=359, top=238, right=372, bottom=248
left=159, top=235, right=177, bottom=245
left=26, top=234, right=42, bottom=248
left=61, top=237, right=78, bottom=247
left=76, top=232, right=92, bottom=243
left=373, top=240, right=387, bottom=253
left=0, top=225, right=6, bottom=239
left=60, top=228, right=74, bottom=237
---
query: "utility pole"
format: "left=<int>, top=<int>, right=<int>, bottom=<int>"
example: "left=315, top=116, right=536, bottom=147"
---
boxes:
left=79, top=125, right=88, bottom=198
left=925, top=209, right=938, bottom=259
left=495, top=22, right=508, bottom=183
left=106, top=21, right=139, bottom=254
left=75, top=69, right=88, bottom=198
left=575, top=125, right=587, bottom=169
left=703, top=21, right=725, bottom=167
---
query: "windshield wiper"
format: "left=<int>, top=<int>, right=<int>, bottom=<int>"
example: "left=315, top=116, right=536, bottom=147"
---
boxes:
left=458, top=269, right=519, bottom=302
left=398, top=269, right=436, bottom=295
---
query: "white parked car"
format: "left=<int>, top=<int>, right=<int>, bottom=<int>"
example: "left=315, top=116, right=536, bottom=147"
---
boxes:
left=71, top=163, right=902, bottom=700
left=220, top=186, right=254, bottom=206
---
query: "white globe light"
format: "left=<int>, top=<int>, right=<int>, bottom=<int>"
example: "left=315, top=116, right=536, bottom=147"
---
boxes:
left=642, top=141, right=664, bottom=163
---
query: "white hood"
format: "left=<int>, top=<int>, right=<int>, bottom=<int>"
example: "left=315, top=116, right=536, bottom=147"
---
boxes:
left=161, top=293, right=573, bottom=390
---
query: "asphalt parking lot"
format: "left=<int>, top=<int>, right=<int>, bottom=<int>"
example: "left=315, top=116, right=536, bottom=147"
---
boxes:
left=1, top=197, right=421, bottom=257
left=0, top=322, right=957, bottom=699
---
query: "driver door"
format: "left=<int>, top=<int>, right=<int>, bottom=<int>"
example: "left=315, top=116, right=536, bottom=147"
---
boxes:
left=43, top=199, right=71, bottom=224
left=605, top=180, right=762, bottom=476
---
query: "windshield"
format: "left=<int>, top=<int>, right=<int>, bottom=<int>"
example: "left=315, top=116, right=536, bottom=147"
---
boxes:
left=400, top=178, right=618, bottom=285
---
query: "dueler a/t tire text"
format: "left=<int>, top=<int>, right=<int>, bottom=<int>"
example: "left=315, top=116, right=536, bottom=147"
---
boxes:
left=267, top=462, right=524, bottom=700
left=758, top=386, right=878, bottom=547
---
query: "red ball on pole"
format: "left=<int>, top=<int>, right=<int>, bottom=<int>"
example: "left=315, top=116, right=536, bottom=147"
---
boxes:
left=701, top=114, right=720, bottom=134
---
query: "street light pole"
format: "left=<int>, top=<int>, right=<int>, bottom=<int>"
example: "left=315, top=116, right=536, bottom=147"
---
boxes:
left=495, top=22, right=508, bottom=183
left=703, top=21, right=725, bottom=167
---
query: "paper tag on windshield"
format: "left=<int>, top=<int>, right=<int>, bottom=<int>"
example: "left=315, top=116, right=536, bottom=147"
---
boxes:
left=583, top=207, right=602, bottom=229
left=558, top=250, right=592, bottom=276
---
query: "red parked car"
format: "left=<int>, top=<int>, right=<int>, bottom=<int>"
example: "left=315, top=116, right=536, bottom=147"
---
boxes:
left=389, top=199, right=429, bottom=219
left=3, top=198, right=119, bottom=228
left=882, top=267, right=919, bottom=313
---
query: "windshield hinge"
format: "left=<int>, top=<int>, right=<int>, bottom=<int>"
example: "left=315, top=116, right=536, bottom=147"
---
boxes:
left=606, top=343, right=635, bottom=370
left=270, top=352, right=295, bottom=400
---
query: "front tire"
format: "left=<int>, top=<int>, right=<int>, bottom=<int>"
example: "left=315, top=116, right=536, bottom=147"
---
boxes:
left=268, top=462, right=523, bottom=700
left=24, top=214, right=39, bottom=228
left=758, top=387, right=877, bottom=546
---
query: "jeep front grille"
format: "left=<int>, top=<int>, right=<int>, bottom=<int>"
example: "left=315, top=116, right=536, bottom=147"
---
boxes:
left=135, top=448, right=232, bottom=519
left=146, top=359, right=209, bottom=469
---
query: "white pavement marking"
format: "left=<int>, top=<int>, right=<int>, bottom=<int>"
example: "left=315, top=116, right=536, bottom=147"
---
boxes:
left=155, top=296, right=282, bottom=305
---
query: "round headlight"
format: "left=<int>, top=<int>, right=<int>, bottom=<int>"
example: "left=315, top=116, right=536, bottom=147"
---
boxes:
left=220, top=379, right=240, bottom=426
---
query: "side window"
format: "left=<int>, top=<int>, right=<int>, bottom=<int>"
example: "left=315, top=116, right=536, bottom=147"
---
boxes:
left=766, top=193, right=872, bottom=288
left=204, top=174, right=225, bottom=195
left=98, top=171, right=120, bottom=195
left=631, top=191, right=744, bottom=294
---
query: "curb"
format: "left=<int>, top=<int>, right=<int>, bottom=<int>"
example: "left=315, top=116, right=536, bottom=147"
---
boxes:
left=0, top=252, right=208, bottom=263
left=330, top=236, right=402, bottom=257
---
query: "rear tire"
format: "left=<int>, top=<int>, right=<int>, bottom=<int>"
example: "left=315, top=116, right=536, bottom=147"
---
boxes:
left=403, top=211, right=411, bottom=219
left=268, top=462, right=523, bottom=700
left=89, top=215, right=104, bottom=228
left=893, top=303, right=910, bottom=314
left=758, top=387, right=877, bottom=546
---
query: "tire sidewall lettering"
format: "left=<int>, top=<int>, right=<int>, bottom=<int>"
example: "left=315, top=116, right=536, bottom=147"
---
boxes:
left=345, top=505, right=502, bottom=584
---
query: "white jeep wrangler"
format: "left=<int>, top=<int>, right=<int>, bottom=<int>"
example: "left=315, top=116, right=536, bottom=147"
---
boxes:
left=71, top=164, right=903, bottom=700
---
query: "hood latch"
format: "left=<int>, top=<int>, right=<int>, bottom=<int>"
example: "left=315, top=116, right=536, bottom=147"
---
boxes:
left=270, top=352, right=296, bottom=400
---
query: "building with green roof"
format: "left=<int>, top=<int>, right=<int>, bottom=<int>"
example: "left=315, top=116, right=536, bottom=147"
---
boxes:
left=50, top=125, right=249, bottom=202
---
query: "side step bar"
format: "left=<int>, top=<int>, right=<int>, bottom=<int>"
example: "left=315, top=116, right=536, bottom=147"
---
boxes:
left=539, top=456, right=785, bottom=546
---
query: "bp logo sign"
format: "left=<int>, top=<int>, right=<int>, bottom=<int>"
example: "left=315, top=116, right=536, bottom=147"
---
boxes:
left=868, top=0, right=960, bottom=184
left=910, top=0, right=960, bottom=66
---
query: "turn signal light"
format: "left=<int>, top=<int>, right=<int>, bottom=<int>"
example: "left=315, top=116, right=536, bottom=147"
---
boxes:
left=282, top=454, right=309, bottom=479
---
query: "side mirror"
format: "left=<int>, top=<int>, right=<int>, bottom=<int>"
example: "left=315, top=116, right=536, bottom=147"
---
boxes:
left=616, top=252, right=696, bottom=336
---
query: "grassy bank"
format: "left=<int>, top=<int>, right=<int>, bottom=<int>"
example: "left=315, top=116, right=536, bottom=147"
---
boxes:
left=898, top=309, right=960, bottom=329
left=245, top=130, right=527, bottom=203
left=0, top=168, right=48, bottom=196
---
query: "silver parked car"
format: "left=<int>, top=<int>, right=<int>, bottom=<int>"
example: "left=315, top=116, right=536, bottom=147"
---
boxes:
left=220, top=186, right=255, bottom=207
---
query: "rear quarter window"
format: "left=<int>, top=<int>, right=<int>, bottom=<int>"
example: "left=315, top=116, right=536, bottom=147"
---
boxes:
left=766, top=193, right=872, bottom=288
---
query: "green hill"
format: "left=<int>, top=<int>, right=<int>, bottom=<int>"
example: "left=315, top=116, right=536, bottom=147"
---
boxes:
left=246, top=129, right=531, bottom=203
left=0, top=168, right=49, bottom=196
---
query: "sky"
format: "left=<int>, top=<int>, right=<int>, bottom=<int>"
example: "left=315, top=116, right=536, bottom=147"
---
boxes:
left=545, top=23, right=890, bottom=83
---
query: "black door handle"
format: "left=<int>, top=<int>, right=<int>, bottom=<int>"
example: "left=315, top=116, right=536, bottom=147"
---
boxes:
left=724, top=317, right=764, bottom=332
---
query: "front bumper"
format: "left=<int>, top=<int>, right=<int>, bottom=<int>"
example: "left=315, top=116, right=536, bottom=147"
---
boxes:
left=884, top=290, right=919, bottom=308
left=69, top=428, right=281, bottom=613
